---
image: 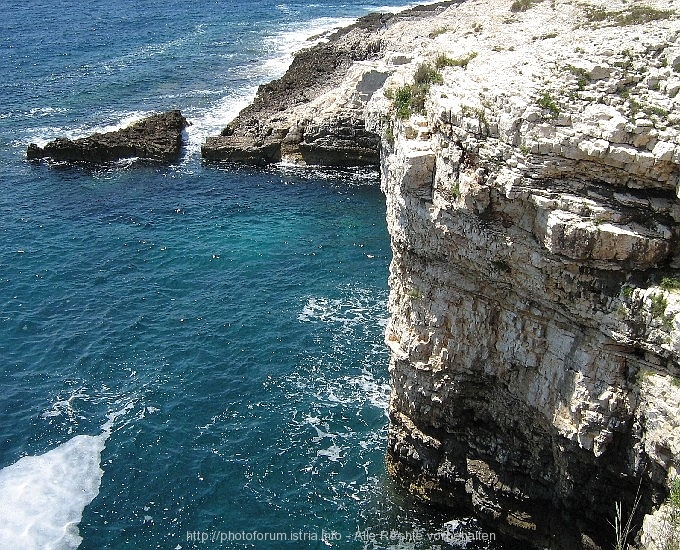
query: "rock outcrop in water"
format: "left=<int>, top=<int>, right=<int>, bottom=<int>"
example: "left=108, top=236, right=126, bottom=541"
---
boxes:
left=26, top=110, right=188, bottom=163
left=205, top=0, right=680, bottom=547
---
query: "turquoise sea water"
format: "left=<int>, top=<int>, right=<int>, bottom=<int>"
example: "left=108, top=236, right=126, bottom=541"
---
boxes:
left=0, top=0, right=500, bottom=548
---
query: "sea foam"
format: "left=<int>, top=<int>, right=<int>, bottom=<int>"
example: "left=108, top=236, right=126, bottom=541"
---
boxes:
left=0, top=409, right=125, bottom=550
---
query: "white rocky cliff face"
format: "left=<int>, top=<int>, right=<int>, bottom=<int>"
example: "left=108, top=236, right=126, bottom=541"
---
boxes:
left=363, top=0, right=680, bottom=547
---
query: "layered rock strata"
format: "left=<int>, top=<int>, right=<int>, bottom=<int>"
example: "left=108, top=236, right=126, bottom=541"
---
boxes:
left=27, top=110, right=188, bottom=163
left=362, top=0, right=680, bottom=547
left=201, top=4, right=456, bottom=166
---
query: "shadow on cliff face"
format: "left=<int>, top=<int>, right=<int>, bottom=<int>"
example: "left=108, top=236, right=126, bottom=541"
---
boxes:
left=385, top=363, right=665, bottom=550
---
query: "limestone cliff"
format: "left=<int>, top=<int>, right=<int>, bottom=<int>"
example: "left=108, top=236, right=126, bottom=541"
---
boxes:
left=364, top=0, right=680, bottom=547
left=205, top=0, right=680, bottom=546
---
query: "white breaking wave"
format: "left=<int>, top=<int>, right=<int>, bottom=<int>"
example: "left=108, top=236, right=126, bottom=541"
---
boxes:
left=0, top=407, right=129, bottom=550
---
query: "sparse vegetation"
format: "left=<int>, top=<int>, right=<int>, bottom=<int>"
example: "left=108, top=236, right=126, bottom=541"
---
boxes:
left=461, top=105, right=489, bottom=133
left=384, top=126, right=395, bottom=147
left=565, top=64, right=589, bottom=90
left=407, top=288, right=424, bottom=300
left=622, top=284, right=635, bottom=300
left=661, top=277, right=680, bottom=293
left=386, top=62, right=444, bottom=120
left=610, top=484, right=642, bottom=550
left=646, top=105, right=670, bottom=118
left=537, top=91, right=560, bottom=118
left=435, top=52, right=478, bottom=70
left=451, top=180, right=460, bottom=199
left=429, top=27, right=448, bottom=38
left=618, top=5, right=675, bottom=25
left=584, top=5, right=675, bottom=26
left=651, top=293, right=668, bottom=318
left=392, top=86, right=416, bottom=119
left=511, top=0, right=542, bottom=12
left=414, top=63, right=443, bottom=86
left=671, top=479, right=680, bottom=509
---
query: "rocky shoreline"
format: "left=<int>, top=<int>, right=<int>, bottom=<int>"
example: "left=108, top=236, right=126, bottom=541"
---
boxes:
left=201, top=3, right=457, bottom=166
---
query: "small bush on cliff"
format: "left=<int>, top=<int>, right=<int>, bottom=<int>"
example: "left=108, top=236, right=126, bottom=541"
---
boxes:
left=564, top=64, right=589, bottom=90
left=387, top=62, right=444, bottom=120
left=384, top=126, right=395, bottom=147
left=651, top=293, right=668, bottom=318
left=671, top=478, right=680, bottom=510
left=510, top=0, right=542, bottom=12
left=413, top=63, right=443, bottom=86
left=436, top=52, right=478, bottom=70
left=621, top=284, right=635, bottom=300
left=661, top=277, right=680, bottom=293
left=537, top=91, right=560, bottom=118
left=429, top=27, right=448, bottom=38
left=585, top=5, right=675, bottom=25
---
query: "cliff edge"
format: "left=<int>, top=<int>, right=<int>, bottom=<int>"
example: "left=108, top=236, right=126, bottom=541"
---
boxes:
left=364, top=0, right=680, bottom=547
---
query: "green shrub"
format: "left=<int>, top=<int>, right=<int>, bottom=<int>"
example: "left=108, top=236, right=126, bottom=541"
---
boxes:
left=387, top=62, right=444, bottom=120
left=565, top=64, right=589, bottom=90
left=511, top=0, right=541, bottom=12
left=414, top=63, right=443, bottom=85
left=651, top=293, right=668, bottom=318
left=618, top=6, right=675, bottom=25
left=670, top=478, right=680, bottom=509
left=436, top=52, right=478, bottom=70
left=585, top=5, right=675, bottom=25
left=621, top=284, right=634, bottom=299
left=393, top=86, right=415, bottom=119
left=537, top=91, right=560, bottom=118
left=661, top=277, right=680, bottom=292
left=429, top=27, right=448, bottom=38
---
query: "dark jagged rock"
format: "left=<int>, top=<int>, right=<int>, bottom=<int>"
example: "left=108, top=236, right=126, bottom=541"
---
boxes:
left=201, top=3, right=457, bottom=166
left=27, top=110, right=189, bottom=163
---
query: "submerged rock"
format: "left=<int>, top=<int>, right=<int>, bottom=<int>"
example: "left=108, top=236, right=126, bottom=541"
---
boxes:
left=27, top=110, right=189, bottom=163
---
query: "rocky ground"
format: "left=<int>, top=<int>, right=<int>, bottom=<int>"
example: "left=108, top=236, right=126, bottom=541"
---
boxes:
left=200, top=3, right=457, bottom=165
left=26, top=110, right=188, bottom=163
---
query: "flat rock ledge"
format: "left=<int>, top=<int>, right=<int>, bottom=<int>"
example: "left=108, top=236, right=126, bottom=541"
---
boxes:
left=201, top=3, right=457, bottom=166
left=27, top=110, right=189, bottom=163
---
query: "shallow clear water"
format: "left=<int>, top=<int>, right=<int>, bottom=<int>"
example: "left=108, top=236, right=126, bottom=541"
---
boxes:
left=0, top=0, right=500, bottom=548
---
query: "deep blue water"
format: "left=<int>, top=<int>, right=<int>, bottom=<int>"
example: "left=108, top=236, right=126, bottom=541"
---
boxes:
left=0, top=1, right=499, bottom=548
